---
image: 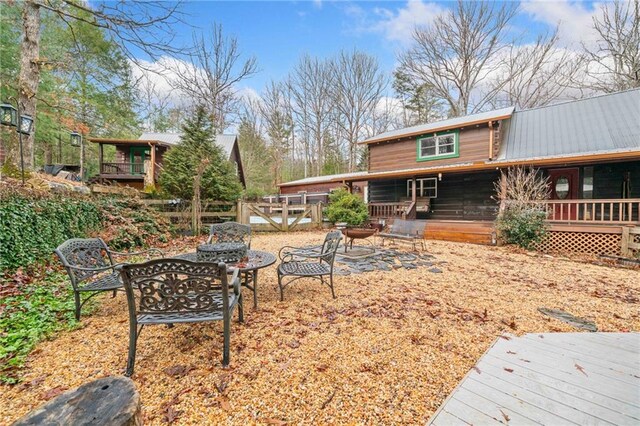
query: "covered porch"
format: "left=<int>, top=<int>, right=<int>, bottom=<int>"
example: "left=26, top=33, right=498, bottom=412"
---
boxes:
left=361, top=161, right=640, bottom=251
left=89, top=138, right=169, bottom=189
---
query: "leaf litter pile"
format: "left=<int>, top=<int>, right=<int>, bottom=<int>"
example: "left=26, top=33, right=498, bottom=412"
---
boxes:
left=1, top=231, right=638, bottom=425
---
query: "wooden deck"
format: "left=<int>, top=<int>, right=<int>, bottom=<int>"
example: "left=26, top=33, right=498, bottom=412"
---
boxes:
left=423, top=220, right=495, bottom=245
left=428, top=333, right=640, bottom=425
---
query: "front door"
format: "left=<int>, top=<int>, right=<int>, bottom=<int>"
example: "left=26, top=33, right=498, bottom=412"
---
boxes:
left=130, top=147, right=149, bottom=174
left=548, top=168, right=579, bottom=220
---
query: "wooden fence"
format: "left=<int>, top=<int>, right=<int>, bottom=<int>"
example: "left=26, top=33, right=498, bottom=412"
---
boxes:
left=621, top=226, right=640, bottom=257
left=142, top=200, right=323, bottom=232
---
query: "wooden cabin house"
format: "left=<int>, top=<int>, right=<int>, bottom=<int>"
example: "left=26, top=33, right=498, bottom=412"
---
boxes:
left=89, top=132, right=245, bottom=190
left=279, top=88, right=640, bottom=255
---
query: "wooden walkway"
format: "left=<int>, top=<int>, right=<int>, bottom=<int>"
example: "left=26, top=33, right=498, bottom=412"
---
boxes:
left=428, top=333, right=640, bottom=425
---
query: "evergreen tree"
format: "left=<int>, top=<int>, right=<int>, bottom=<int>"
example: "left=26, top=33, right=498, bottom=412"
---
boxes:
left=159, top=106, right=243, bottom=201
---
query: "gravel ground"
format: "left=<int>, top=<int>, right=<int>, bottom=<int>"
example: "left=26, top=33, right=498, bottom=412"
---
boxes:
left=2, top=231, right=638, bottom=425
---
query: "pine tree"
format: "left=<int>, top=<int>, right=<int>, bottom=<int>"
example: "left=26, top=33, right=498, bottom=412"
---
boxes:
left=159, top=106, right=243, bottom=201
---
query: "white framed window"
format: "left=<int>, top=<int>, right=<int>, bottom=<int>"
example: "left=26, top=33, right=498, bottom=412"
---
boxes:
left=407, top=178, right=437, bottom=198
left=417, top=131, right=459, bottom=161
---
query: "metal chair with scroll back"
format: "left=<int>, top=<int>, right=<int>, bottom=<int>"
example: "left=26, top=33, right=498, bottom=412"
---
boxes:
left=54, top=238, right=163, bottom=321
left=277, top=230, right=342, bottom=301
left=119, top=258, right=243, bottom=376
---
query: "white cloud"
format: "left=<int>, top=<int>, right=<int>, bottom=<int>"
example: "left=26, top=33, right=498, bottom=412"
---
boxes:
left=521, top=0, right=603, bottom=47
left=371, top=0, right=445, bottom=44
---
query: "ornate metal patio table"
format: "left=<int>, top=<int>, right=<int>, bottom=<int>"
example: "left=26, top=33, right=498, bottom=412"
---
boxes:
left=174, top=250, right=276, bottom=309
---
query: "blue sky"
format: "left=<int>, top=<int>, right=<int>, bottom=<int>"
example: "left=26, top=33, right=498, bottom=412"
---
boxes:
left=136, top=1, right=604, bottom=98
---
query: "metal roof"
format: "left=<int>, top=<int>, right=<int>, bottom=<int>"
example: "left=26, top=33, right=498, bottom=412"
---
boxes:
left=498, top=88, right=640, bottom=161
left=278, top=171, right=369, bottom=187
left=361, top=106, right=514, bottom=144
left=137, top=132, right=237, bottom=159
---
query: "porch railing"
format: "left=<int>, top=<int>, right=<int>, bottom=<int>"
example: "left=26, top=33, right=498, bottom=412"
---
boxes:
left=368, top=202, right=413, bottom=220
left=100, top=162, right=146, bottom=175
left=527, top=198, right=640, bottom=224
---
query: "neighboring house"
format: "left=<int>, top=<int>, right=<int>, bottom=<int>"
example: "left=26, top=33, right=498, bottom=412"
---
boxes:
left=279, top=88, right=640, bottom=253
left=89, top=132, right=246, bottom=190
left=275, top=171, right=369, bottom=204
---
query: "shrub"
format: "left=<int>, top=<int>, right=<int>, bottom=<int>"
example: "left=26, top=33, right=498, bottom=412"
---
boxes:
left=496, top=206, right=548, bottom=250
left=0, top=193, right=103, bottom=271
left=158, top=106, right=243, bottom=202
left=326, top=188, right=368, bottom=226
left=243, top=187, right=266, bottom=202
left=0, top=192, right=172, bottom=272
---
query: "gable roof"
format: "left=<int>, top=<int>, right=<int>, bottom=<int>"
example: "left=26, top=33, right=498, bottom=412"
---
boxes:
left=498, top=88, right=640, bottom=162
left=137, top=132, right=238, bottom=159
left=360, top=106, right=514, bottom=145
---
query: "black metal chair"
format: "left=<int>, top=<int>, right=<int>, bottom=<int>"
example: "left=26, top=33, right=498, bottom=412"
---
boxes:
left=207, top=222, right=251, bottom=247
left=54, top=238, right=163, bottom=321
left=119, top=259, right=243, bottom=376
left=208, top=221, right=262, bottom=307
left=277, top=230, right=342, bottom=300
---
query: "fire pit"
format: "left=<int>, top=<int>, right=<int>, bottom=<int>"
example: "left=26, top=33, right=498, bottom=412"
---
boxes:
left=342, top=226, right=378, bottom=253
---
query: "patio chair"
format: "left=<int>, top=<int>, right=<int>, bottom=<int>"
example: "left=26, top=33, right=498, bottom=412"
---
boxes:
left=119, top=259, right=243, bottom=376
left=277, top=230, right=342, bottom=301
left=207, top=222, right=251, bottom=247
left=54, top=238, right=163, bottom=321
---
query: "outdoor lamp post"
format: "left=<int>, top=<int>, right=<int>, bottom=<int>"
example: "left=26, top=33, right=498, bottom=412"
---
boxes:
left=0, top=99, right=34, bottom=185
left=70, top=130, right=83, bottom=180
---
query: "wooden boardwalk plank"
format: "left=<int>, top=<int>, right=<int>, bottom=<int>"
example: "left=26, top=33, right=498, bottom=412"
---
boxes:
left=522, top=334, right=639, bottom=370
left=430, top=408, right=472, bottom=426
left=484, top=353, right=640, bottom=413
left=462, top=376, right=580, bottom=425
left=491, top=337, right=640, bottom=386
left=452, top=386, right=542, bottom=425
left=472, top=362, right=621, bottom=425
left=427, top=333, right=640, bottom=425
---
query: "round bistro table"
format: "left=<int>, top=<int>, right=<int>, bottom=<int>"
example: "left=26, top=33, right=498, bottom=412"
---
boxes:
left=175, top=250, right=276, bottom=309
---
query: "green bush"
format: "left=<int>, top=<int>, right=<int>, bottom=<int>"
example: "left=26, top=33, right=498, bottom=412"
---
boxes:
left=326, top=188, right=368, bottom=226
left=243, top=187, right=266, bottom=201
left=0, top=192, right=171, bottom=272
left=0, top=193, right=103, bottom=271
left=496, top=207, right=548, bottom=249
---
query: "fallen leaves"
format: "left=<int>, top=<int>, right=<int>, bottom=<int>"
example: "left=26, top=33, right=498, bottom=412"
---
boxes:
left=40, top=386, right=67, bottom=401
left=163, top=365, right=195, bottom=378
left=575, top=363, right=588, bottom=377
left=2, top=231, right=639, bottom=425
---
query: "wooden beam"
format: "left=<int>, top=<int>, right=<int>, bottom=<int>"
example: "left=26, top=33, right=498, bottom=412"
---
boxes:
left=411, top=177, right=417, bottom=203
left=149, top=142, right=156, bottom=186
left=488, top=121, right=494, bottom=160
left=98, top=143, right=103, bottom=174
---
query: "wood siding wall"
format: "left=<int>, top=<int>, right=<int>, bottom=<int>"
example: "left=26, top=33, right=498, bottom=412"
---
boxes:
left=429, top=171, right=499, bottom=220
left=368, top=125, right=494, bottom=172
left=368, top=171, right=500, bottom=221
left=592, top=161, right=639, bottom=199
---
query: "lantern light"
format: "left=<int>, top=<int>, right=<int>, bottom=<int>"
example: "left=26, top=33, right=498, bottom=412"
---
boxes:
left=18, top=114, right=33, bottom=135
left=70, top=130, right=82, bottom=147
left=0, top=102, right=17, bottom=127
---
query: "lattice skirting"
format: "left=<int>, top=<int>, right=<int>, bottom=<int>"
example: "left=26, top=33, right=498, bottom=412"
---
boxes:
left=535, top=231, right=621, bottom=256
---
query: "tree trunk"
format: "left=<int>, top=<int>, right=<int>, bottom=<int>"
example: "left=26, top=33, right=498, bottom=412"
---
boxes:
left=19, top=0, right=41, bottom=170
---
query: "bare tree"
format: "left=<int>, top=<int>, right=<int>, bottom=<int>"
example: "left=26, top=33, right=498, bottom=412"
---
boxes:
left=260, top=81, right=293, bottom=186
left=331, top=50, right=386, bottom=172
left=398, top=0, right=519, bottom=116
left=583, top=0, right=640, bottom=93
left=169, top=24, right=258, bottom=131
left=288, top=55, right=335, bottom=175
left=490, top=30, right=585, bottom=109
left=17, top=0, right=183, bottom=169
